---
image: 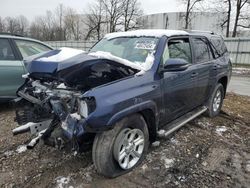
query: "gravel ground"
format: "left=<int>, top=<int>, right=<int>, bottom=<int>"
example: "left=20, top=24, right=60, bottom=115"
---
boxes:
left=0, top=93, right=250, bottom=188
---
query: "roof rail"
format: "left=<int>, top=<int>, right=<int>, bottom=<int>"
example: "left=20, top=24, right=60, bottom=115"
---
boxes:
left=184, top=30, right=215, bottom=35
left=0, top=32, right=24, bottom=37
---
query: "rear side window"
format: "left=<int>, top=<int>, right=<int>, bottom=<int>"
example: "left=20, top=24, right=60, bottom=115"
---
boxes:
left=210, top=37, right=227, bottom=58
left=193, top=38, right=212, bottom=63
left=0, top=38, right=16, bottom=60
left=14, top=40, right=51, bottom=58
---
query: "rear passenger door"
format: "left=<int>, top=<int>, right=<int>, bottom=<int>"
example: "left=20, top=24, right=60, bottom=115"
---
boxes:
left=190, top=37, right=215, bottom=107
left=0, top=38, right=25, bottom=99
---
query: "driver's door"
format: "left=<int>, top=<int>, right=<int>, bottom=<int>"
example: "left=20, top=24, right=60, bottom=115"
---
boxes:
left=160, top=37, right=197, bottom=125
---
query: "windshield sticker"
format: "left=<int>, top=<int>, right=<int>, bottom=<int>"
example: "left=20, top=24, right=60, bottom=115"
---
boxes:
left=134, top=41, right=156, bottom=50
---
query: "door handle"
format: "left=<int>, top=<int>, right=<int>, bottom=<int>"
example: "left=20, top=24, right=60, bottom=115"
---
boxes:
left=213, top=65, right=221, bottom=70
left=191, top=72, right=198, bottom=78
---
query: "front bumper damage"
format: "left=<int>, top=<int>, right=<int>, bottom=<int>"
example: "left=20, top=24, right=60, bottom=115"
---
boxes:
left=12, top=81, right=92, bottom=152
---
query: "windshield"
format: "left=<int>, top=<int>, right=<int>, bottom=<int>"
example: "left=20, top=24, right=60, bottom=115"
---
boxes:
left=90, top=37, right=159, bottom=64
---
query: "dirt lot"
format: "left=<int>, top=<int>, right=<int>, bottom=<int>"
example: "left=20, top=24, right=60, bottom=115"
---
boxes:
left=0, top=93, right=249, bottom=188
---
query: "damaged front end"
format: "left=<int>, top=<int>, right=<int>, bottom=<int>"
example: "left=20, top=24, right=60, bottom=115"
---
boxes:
left=13, top=48, right=138, bottom=152
left=14, top=79, right=91, bottom=151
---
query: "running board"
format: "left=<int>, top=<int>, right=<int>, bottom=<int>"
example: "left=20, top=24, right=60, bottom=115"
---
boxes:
left=159, top=106, right=207, bottom=137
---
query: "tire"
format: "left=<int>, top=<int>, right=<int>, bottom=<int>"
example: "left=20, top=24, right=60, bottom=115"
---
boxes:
left=206, top=83, right=225, bottom=117
left=92, top=114, right=149, bottom=178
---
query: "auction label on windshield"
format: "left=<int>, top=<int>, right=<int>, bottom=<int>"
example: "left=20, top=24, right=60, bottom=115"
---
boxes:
left=134, top=40, right=156, bottom=50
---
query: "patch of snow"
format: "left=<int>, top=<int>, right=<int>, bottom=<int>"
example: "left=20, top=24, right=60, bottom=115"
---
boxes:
left=57, top=83, right=67, bottom=89
left=142, top=52, right=155, bottom=70
left=246, top=161, right=250, bottom=172
left=141, top=164, right=148, bottom=171
left=55, top=176, right=71, bottom=188
left=104, top=29, right=189, bottom=40
left=216, top=126, right=227, bottom=136
left=152, top=141, right=160, bottom=147
left=178, top=175, right=187, bottom=182
left=37, top=47, right=84, bottom=62
left=4, top=150, right=14, bottom=157
left=70, top=113, right=81, bottom=120
left=22, top=73, right=29, bottom=79
left=157, top=129, right=166, bottom=137
left=16, top=145, right=27, bottom=153
left=202, top=161, right=208, bottom=167
left=161, top=157, right=174, bottom=169
left=170, top=137, right=179, bottom=145
left=89, top=51, right=144, bottom=71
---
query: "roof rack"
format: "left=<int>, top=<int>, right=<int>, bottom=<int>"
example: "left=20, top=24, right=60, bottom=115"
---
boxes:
left=184, top=30, right=215, bottom=35
left=0, top=32, right=24, bottom=37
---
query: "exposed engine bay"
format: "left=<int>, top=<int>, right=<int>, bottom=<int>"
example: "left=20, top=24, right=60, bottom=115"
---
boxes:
left=13, top=48, right=139, bottom=151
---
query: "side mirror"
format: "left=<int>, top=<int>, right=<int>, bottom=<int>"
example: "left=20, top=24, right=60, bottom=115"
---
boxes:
left=163, top=58, right=190, bottom=72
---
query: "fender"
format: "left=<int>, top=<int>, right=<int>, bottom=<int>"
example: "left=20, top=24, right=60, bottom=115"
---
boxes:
left=107, top=100, right=158, bottom=127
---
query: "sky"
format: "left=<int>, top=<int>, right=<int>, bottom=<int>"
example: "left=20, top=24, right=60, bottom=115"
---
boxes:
left=0, top=0, right=182, bottom=20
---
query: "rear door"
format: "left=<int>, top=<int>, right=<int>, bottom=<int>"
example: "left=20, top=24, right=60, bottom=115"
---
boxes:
left=0, top=38, right=25, bottom=99
left=190, top=36, right=215, bottom=106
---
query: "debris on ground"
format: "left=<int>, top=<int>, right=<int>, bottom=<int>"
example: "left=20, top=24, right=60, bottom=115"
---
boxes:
left=152, top=141, right=161, bottom=147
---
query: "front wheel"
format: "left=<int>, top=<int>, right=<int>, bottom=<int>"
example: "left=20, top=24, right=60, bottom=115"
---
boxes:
left=92, top=114, right=149, bottom=178
left=206, top=83, right=225, bottom=117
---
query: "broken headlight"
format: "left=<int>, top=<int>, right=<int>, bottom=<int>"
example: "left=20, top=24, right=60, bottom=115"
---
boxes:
left=78, top=97, right=96, bottom=118
left=79, top=101, right=88, bottom=118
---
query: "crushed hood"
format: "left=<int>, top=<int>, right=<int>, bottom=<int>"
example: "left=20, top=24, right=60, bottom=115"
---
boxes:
left=25, top=48, right=139, bottom=91
left=26, top=48, right=144, bottom=75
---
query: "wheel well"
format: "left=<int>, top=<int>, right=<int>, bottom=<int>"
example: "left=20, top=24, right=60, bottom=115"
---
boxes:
left=218, top=76, right=228, bottom=97
left=139, top=109, right=157, bottom=142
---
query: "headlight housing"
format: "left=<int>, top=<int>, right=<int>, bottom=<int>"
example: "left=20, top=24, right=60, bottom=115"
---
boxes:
left=79, top=100, right=88, bottom=118
left=78, top=97, right=96, bottom=118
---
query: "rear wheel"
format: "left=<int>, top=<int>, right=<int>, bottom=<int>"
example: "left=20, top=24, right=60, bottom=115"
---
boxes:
left=206, top=83, right=224, bottom=117
left=92, top=114, right=149, bottom=178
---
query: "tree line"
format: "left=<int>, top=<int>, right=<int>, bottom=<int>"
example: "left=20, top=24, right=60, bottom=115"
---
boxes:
left=0, top=0, right=143, bottom=41
left=180, top=0, right=250, bottom=37
left=0, top=0, right=249, bottom=41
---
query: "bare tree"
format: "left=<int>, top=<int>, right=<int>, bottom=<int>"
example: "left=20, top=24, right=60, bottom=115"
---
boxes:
left=101, top=0, right=124, bottom=32
left=54, top=4, right=67, bottom=40
left=180, top=0, right=204, bottom=29
left=0, top=17, right=5, bottom=32
left=16, top=15, right=29, bottom=36
left=122, top=0, right=143, bottom=31
left=4, top=17, right=19, bottom=34
left=232, top=0, right=250, bottom=37
left=64, top=8, right=82, bottom=40
left=84, top=0, right=106, bottom=40
left=208, top=0, right=232, bottom=37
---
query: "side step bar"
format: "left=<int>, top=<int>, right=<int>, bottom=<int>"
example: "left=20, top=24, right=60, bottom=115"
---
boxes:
left=160, top=106, right=207, bottom=137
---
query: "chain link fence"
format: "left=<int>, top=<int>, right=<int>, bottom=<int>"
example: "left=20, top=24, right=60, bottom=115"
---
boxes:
left=45, top=38, right=250, bottom=65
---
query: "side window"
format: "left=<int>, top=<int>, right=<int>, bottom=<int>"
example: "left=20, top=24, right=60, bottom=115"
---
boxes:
left=162, top=38, right=192, bottom=65
left=210, top=37, right=227, bottom=58
left=0, top=38, right=16, bottom=60
left=193, top=38, right=212, bottom=63
left=14, top=40, right=51, bottom=58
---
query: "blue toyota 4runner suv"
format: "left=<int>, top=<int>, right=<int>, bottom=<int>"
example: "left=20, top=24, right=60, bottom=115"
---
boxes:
left=12, top=30, right=232, bottom=177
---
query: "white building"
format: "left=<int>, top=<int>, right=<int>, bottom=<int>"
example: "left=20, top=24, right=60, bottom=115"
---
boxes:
left=138, top=12, right=250, bottom=37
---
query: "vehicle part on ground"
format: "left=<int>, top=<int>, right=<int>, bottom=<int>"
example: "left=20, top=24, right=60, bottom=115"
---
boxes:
left=92, top=114, right=149, bottom=178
